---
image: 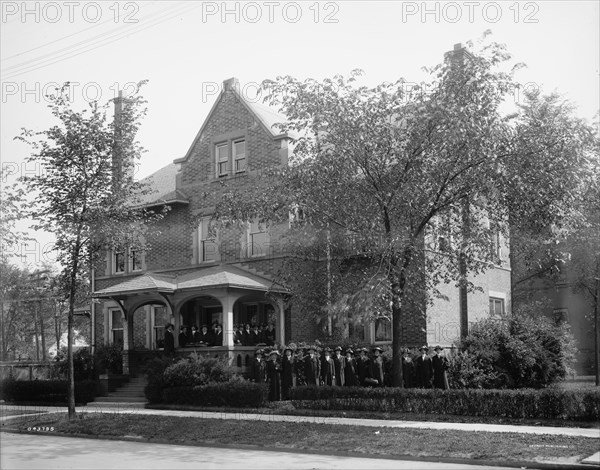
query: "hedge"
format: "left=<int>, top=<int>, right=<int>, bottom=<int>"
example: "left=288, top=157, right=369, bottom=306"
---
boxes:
left=0, top=379, right=99, bottom=405
left=290, top=386, right=600, bottom=421
left=160, top=381, right=267, bottom=408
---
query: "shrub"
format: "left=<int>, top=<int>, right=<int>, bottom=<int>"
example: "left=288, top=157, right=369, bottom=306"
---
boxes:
left=162, top=354, right=235, bottom=387
left=143, top=355, right=176, bottom=404
left=161, top=380, right=267, bottom=408
left=448, top=313, right=577, bottom=389
left=50, top=347, right=95, bottom=380
left=289, top=385, right=600, bottom=421
left=0, top=379, right=98, bottom=405
left=95, top=343, right=123, bottom=374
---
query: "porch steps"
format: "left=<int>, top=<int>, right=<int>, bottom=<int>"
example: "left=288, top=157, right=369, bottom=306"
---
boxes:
left=94, top=376, right=147, bottom=404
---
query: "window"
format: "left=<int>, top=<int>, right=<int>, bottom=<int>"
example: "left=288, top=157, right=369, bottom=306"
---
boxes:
left=110, top=309, right=124, bottom=345
left=490, top=230, right=502, bottom=260
left=233, top=140, right=246, bottom=173
left=374, top=317, right=392, bottom=342
left=130, top=249, right=143, bottom=272
left=489, top=297, right=505, bottom=316
left=152, top=305, right=168, bottom=349
left=198, top=217, right=218, bottom=262
left=216, top=143, right=229, bottom=177
left=248, top=220, right=269, bottom=257
left=113, top=251, right=125, bottom=273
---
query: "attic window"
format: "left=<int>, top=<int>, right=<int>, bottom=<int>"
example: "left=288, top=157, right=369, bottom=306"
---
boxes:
left=234, top=140, right=246, bottom=173
left=216, top=143, right=229, bottom=177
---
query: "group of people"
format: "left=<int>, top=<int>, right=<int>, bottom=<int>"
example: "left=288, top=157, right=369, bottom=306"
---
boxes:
left=177, top=323, right=223, bottom=347
left=249, top=344, right=450, bottom=401
left=171, top=322, right=277, bottom=349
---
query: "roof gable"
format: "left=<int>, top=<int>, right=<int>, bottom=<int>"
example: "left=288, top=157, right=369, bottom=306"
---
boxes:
left=175, top=78, right=291, bottom=164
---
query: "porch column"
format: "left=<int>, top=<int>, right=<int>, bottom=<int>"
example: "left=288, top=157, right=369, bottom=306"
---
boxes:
left=122, top=307, right=133, bottom=375
left=221, top=294, right=235, bottom=348
left=276, top=297, right=285, bottom=346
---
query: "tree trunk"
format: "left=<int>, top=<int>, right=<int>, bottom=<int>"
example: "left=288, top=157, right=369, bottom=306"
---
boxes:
left=390, top=258, right=408, bottom=388
left=595, top=274, right=599, bottom=387
left=33, top=303, right=40, bottom=361
left=39, top=300, right=47, bottom=361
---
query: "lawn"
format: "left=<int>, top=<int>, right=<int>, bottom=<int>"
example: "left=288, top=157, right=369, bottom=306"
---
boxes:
left=2, top=412, right=598, bottom=466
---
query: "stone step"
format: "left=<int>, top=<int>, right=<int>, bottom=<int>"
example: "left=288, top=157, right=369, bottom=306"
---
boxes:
left=94, top=396, right=147, bottom=403
left=86, top=401, right=147, bottom=409
left=110, top=391, right=146, bottom=398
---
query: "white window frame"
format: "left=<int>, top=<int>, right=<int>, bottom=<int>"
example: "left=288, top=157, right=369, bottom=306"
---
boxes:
left=198, top=216, right=218, bottom=262
left=489, top=297, right=505, bottom=316
left=129, top=248, right=143, bottom=272
left=233, top=139, right=246, bottom=173
left=247, top=219, right=269, bottom=258
left=113, top=250, right=125, bottom=274
left=216, top=142, right=229, bottom=177
left=109, top=308, right=124, bottom=345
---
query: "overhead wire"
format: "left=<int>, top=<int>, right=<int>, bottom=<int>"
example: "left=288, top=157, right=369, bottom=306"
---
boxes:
left=1, top=2, right=200, bottom=80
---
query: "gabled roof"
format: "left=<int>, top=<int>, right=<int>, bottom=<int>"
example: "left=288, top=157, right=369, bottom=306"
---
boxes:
left=135, top=163, right=189, bottom=207
left=94, top=265, right=287, bottom=298
left=175, top=78, right=294, bottom=164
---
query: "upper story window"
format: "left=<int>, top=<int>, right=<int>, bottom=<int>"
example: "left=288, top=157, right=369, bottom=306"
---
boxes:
left=233, top=140, right=246, bottom=173
left=114, top=251, right=126, bottom=273
left=111, top=246, right=145, bottom=275
left=198, top=216, right=218, bottom=262
left=489, top=297, right=505, bottom=316
left=216, top=143, right=229, bottom=177
left=247, top=219, right=269, bottom=257
left=215, top=138, right=246, bottom=178
left=374, top=317, right=392, bottom=342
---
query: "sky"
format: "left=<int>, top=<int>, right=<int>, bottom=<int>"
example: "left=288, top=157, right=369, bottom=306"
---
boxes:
left=1, top=0, right=599, bottom=269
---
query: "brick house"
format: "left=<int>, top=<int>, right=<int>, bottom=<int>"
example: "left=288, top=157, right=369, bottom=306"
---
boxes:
left=92, top=76, right=512, bottom=375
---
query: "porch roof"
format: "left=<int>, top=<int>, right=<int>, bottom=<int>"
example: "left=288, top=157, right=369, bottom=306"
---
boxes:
left=94, top=265, right=287, bottom=298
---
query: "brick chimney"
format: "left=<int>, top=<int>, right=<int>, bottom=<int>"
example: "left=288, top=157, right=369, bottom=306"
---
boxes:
left=223, top=77, right=239, bottom=92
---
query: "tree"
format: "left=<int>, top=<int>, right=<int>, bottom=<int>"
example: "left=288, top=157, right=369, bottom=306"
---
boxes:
left=214, top=39, right=598, bottom=387
left=16, top=82, right=162, bottom=419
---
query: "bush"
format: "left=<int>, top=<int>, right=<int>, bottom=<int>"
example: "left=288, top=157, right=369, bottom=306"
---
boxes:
left=50, top=347, right=96, bottom=381
left=161, top=380, right=267, bottom=408
left=143, top=356, right=176, bottom=404
left=162, top=354, right=236, bottom=387
left=95, top=343, right=123, bottom=374
left=448, top=313, right=577, bottom=389
left=0, top=379, right=99, bottom=405
left=289, top=385, right=600, bottom=421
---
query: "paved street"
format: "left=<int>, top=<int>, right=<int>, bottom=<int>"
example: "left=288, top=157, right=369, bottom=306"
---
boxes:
left=0, top=432, right=521, bottom=470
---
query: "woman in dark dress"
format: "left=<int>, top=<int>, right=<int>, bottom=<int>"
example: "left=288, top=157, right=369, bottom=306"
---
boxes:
left=343, top=349, right=357, bottom=386
left=281, top=347, right=296, bottom=400
left=266, top=350, right=281, bottom=401
left=431, top=345, right=449, bottom=389
left=401, top=348, right=416, bottom=388
left=304, top=347, right=320, bottom=386
left=370, top=346, right=385, bottom=387
left=250, top=349, right=266, bottom=383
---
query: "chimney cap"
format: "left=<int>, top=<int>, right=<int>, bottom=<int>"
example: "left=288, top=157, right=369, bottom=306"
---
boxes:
left=223, top=77, right=239, bottom=90
left=454, top=43, right=463, bottom=51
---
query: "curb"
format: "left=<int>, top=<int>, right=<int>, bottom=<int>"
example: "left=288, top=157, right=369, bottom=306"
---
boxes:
left=0, top=428, right=595, bottom=470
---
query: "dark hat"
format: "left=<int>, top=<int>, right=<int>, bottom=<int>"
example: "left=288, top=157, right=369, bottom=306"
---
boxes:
left=419, top=345, right=428, bottom=351
left=254, top=349, right=264, bottom=356
left=334, top=346, right=342, bottom=351
left=269, top=350, right=281, bottom=356
left=345, top=348, right=354, bottom=355
left=362, top=347, right=369, bottom=353
left=372, top=346, right=383, bottom=353
left=434, top=345, right=444, bottom=351
left=323, top=347, right=332, bottom=353
left=307, top=346, right=316, bottom=352
left=284, top=346, right=293, bottom=353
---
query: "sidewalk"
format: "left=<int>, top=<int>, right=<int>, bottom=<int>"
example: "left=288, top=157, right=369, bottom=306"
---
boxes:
left=3, top=403, right=599, bottom=439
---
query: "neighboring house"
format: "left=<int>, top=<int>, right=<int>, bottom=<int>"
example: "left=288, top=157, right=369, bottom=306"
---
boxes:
left=92, top=74, right=512, bottom=375
left=48, top=329, right=89, bottom=358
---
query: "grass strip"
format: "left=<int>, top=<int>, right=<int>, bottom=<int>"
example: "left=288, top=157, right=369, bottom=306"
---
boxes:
left=2, top=412, right=598, bottom=465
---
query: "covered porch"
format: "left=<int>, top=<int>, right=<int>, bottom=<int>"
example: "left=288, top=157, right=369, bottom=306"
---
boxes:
left=93, top=265, right=288, bottom=375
